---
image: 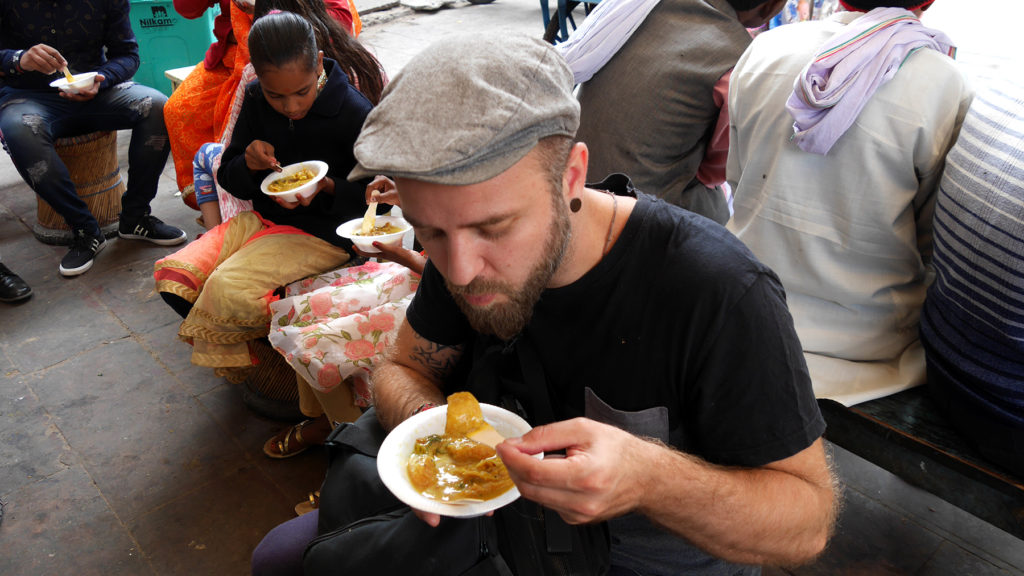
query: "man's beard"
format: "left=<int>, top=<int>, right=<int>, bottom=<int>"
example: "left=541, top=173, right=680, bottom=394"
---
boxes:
left=446, top=197, right=572, bottom=341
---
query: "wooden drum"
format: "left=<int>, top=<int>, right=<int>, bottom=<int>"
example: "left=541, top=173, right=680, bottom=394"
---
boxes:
left=33, top=130, right=125, bottom=245
left=241, top=337, right=304, bottom=422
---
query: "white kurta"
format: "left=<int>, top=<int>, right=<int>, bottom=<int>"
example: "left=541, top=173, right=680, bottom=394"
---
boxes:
left=726, top=12, right=974, bottom=406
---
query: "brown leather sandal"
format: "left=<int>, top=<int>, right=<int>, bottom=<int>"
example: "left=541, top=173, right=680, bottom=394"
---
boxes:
left=263, top=417, right=326, bottom=459
left=294, top=491, right=320, bottom=516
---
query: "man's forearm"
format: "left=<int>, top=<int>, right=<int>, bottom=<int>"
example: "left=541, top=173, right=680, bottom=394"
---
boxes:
left=371, top=358, right=445, bottom=432
left=636, top=438, right=837, bottom=567
left=370, top=320, right=464, bottom=431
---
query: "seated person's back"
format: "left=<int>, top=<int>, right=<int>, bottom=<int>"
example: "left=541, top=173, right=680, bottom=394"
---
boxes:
left=726, top=0, right=973, bottom=405
left=570, top=0, right=786, bottom=225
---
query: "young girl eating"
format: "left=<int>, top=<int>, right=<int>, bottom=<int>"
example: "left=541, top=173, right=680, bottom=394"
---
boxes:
left=154, top=10, right=377, bottom=389
left=189, top=0, right=383, bottom=229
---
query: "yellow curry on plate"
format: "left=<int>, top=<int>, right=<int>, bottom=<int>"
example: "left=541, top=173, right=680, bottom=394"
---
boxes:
left=268, top=167, right=317, bottom=193
left=406, top=392, right=514, bottom=502
left=353, top=222, right=406, bottom=236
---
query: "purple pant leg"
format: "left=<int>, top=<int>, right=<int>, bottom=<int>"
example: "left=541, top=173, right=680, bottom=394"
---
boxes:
left=251, top=509, right=319, bottom=576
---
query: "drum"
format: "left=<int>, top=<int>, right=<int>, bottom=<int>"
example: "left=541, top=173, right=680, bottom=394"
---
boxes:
left=241, top=337, right=304, bottom=422
left=33, top=131, right=125, bottom=245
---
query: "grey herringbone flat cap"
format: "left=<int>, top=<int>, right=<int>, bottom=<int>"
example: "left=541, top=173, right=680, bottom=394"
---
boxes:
left=348, top=34, right=579, bottom=185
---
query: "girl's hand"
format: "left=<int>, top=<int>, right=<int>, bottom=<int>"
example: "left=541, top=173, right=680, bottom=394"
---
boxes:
left=352, top=243, right=426, bottom=274
left=366, top=175, right=399, bottom=206
left=245, top=140, right=279, bottom=172
left=272, top=176, right=333, bottom=209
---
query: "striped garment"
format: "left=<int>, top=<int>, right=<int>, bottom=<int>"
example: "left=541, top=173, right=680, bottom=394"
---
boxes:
left=919, top=80, right=1024, bottom=420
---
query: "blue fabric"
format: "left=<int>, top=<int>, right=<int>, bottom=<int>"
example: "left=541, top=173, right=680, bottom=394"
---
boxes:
left=0, top=83, right=170, bottom=232
left=193, top=142, right=223, bottom=206
left=927, top=362, right=1024, bottom=477
left=0, top=0, right=140, bottom=91
left=919, top=80, right=1024, bottom=470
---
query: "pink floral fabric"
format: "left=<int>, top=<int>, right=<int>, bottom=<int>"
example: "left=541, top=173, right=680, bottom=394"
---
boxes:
left=267, top=261, right=420, bottom=406
left=214, top=64, right=257, bottom=221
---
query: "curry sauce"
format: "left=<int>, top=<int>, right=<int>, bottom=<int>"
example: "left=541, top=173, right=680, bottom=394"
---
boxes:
left=268, top=167, right=316, bottom=192
left=406, top=392, right=515, bottom=502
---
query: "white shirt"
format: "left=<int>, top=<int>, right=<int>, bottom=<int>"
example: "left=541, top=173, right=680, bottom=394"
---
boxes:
left=726, top=13, right=973, bottom=406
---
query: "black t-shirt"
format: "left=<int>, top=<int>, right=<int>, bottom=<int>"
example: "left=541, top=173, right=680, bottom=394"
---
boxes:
left=405, top=176, right=824, bottom=575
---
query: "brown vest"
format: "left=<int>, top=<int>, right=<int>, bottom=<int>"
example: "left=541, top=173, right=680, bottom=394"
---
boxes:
left=576, top=0, right=751, bottom=211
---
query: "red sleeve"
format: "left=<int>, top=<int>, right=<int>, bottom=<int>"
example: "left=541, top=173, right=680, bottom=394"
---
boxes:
left=173, top=0, right=217, bottom=19
left=695, top=69, right=732, bottom=189
left=324, top=0, right=356, bottom=35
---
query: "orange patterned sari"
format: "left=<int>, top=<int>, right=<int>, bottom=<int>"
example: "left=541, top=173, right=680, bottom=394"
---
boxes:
left=164, top=2, right=253, bottom=205
left=154, top=211, right=349, bottom=377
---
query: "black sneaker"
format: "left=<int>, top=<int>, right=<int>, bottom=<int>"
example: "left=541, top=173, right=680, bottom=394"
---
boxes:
left=59, top=229, right=107, bottom=277
left=119, top=214, right=187, bottom=246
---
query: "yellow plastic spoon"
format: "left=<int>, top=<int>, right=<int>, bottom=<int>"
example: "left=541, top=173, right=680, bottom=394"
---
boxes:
left=360, top=201, right=377, bottom=235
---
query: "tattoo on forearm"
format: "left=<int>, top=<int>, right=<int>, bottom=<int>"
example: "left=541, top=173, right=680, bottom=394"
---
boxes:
left=410, top=341, right=461, bottom=382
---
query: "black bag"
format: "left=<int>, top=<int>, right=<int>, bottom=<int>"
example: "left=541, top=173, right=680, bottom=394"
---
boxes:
left=304, top=334, right=612, bottom=575
left=304, top=408, right=509, bottom=576
left=304, top=406, right=610, bottom=575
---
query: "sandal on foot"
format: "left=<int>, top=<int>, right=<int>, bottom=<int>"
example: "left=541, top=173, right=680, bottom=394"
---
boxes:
left=263, top=418, right=324, bottom=459
left=295, top=491, right=320, bottom=516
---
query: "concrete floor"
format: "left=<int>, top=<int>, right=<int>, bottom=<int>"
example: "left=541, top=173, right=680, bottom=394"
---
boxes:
left=1, top=0, right=1023, bottom=574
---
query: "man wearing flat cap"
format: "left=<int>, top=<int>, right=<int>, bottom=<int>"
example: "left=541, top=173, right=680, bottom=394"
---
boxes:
left=251, top=33, right=836, bottom=576
left=367, top=33, right=837, bottom=574
left=726, top=0, right=973, bottom=406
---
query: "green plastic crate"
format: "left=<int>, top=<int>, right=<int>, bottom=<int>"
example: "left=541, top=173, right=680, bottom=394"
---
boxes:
left=129, top=0, right=220, bottom=96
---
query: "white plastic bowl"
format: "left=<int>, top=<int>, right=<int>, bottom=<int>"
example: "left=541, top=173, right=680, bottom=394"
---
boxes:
left=260, top=160, right=328, bottom=202
left=336, top=215, right=410, bottom=253
left=377, top=403, right=540, bottom=518
left=49, top=71, right=99, bottom=94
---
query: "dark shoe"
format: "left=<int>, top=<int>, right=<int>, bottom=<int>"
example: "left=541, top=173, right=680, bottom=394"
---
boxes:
left=118, top=214, right=187, bottom=246
left=0, top=263, right=32, bottom=302
left=59, top=229, right=107, bottom=277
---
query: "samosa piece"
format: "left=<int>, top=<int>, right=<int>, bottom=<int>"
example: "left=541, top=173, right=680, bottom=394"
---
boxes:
left=445, top=391, right=505, bottom=448
left=445, top=391, right=487, bottom=436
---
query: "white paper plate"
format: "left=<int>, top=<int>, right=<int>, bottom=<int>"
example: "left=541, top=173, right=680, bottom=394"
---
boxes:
left=335, top=215, right=409, bottom=254
left=377, top=403, right=539, bottom=518
left=260, top=160, right=328, bottom=202
left=49, top=71, right=98, bottom=94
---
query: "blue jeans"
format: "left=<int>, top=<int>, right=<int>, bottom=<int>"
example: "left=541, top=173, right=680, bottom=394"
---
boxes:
left=193, top=142, right=223, bottom=206
left=0, top=82, right=170, bottom=236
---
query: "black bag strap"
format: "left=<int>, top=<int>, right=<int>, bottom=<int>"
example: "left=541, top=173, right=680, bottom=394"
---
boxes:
left=466, top=335, right=558, bottom=425
left=324, top=406, right=389, bottom=458
left=513, top=337, right=559, bottom=425
left=469, top=335, right=609, bottom=572
left=508, top=338, right=575, bottom=555
left=317, top=408, right=404, bottom=533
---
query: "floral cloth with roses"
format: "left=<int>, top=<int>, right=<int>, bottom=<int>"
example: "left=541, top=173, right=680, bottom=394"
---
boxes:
left=268, top=260, right=420, bottom=406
